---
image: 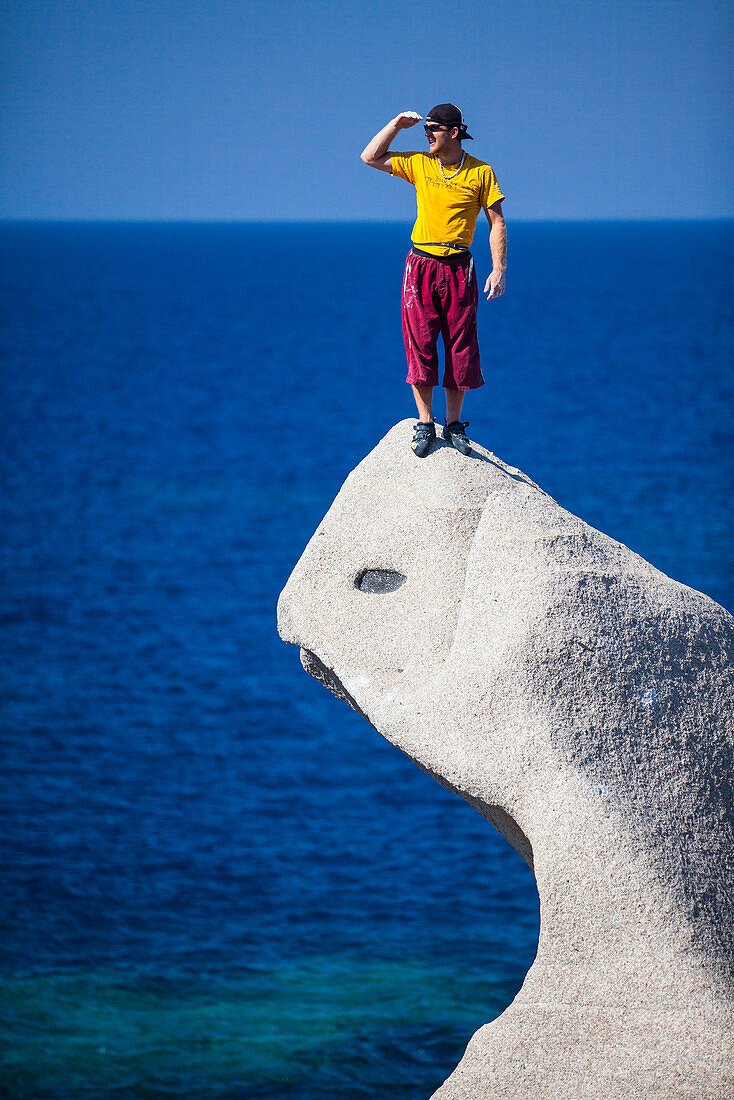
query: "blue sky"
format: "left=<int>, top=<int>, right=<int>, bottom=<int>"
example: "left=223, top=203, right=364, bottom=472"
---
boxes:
left=1, top=0, right=732, bottom=220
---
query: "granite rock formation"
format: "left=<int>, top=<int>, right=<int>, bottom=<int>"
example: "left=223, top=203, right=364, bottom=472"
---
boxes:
left=277, top=420, right=734, bottom=1099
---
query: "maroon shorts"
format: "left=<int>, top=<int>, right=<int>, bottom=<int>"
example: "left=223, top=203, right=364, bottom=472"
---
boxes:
left=401, top=247, right=484, bottom=391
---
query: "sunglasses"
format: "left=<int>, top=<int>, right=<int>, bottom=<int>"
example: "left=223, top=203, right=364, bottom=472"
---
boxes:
left=424, top=123, right=452, bottom=133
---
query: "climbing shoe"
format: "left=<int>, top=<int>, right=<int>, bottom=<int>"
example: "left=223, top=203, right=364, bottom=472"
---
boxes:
left=442, top=420, right=472, bottom=456
left=411, top=420, right=436, bottom=458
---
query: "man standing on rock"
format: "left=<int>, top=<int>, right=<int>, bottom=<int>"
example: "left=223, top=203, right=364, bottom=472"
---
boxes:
left=361, top=104, right=506, bottom=457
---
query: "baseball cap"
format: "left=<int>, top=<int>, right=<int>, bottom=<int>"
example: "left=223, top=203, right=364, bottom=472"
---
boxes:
left=425, top=103, right=473, bottom=140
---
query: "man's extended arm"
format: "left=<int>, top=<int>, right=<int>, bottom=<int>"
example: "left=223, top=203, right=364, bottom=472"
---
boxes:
left=360, top=112, right=423, bottom=173
left=484, top=201, right=507, bottom=300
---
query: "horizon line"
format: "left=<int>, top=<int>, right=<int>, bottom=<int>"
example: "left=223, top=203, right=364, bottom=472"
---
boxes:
left=1, top=215, right=733, bottom=226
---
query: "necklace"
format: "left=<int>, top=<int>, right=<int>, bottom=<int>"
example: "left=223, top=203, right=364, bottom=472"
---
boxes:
left=437, top=152, right=466, bottom=180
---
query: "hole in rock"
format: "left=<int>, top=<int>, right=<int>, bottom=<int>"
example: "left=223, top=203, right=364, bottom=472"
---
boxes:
left=355, top=568, right=407, bottom=594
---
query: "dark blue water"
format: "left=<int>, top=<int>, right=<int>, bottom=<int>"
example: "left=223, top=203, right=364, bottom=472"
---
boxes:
left=1, top=221, right=732, bottom=1098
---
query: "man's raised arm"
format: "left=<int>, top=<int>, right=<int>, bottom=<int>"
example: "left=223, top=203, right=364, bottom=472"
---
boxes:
left=360, top=112, right=423, bottom=173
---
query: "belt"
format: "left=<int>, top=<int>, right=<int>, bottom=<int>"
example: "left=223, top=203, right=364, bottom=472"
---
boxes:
left=411, top=245, right=472, bottom=264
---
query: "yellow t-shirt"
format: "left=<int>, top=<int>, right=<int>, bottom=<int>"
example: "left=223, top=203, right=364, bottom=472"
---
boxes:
left=390, top=152, right=505, bottom=257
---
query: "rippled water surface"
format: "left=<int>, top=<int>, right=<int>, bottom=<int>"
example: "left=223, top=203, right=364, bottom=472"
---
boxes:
left=1, top=221, right=732, bottom=1098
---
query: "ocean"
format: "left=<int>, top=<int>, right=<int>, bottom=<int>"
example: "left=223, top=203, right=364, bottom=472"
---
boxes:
left=1, top=220, right=732, bottom=1098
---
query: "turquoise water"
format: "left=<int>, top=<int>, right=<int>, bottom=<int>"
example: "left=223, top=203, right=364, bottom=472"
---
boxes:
left=4, top=957, right=521, bottom=1097
left=1, top=220, right=731, bottom=1097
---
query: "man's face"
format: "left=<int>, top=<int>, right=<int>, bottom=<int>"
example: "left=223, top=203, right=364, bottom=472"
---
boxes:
left=424, top=121, right=459, bottom=156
